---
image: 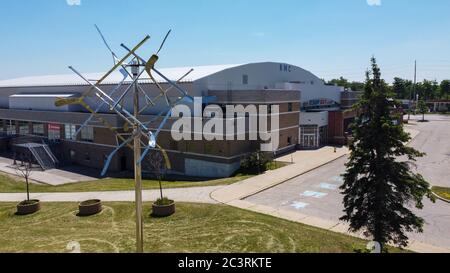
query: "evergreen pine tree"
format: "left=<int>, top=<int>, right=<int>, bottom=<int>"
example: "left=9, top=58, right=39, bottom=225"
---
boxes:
left=340, top=57, right=434, bottom=250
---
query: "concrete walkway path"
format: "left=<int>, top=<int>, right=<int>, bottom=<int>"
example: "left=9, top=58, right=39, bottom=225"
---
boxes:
left=0, top=186, right=221, bottom=204
left=0, top=157, right=97, bottom=185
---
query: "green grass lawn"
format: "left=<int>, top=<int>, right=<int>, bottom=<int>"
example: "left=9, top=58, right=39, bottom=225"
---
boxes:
left=0, top=202, right=405, bottom=253
left=0, top=173, right=252, bottom=193
left=432, top=186, right=450, bottom=200
left=0, top=162, right=288, bottom=193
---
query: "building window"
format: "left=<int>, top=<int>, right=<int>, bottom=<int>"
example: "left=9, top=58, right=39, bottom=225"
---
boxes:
left=288, top=103, right=293, bottom=112
left=80, top=126, right=94, bottom=142
left=0, top=120, right=4, bottom=135
left=65, top=124, right=77, bottom=140
left=242, top=74, right=248, bottom=85
left=32, top=123, right=45, bottom=136
left=48, top=124, right=61, bottom=140
left=6, top=121, right=16, bottom=136
left=18, top=121, right=29, bottom=135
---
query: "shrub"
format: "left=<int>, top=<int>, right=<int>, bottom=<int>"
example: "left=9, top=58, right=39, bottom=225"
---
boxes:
left=240, top=150, right=273, bottom=174
left=155, top=197, right=174, bottom=206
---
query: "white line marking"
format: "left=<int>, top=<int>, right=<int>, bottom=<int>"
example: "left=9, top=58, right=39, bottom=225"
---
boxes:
left=301, top=191, right=328, bottom=199
left=319, top=183, right=338, bottom=190
left=290, top=201, right=309, bottom=209
left=332, top=176, right=344, bottom=183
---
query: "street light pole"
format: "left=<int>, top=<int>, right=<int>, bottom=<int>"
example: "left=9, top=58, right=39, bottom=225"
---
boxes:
left=132, top=60, right=144, bottom=253
left=413, top=60, right=417, bottom=116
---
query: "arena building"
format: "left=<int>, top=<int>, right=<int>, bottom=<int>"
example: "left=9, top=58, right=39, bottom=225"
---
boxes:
left=0, top=62, right=360, bottom=177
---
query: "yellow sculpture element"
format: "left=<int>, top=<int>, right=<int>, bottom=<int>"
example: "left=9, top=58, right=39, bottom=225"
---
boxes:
left=53, top=35, right=171, bottom=170
left=145, top=54, right=168, bottom=97
left=55, top=35, right=150, bottom=107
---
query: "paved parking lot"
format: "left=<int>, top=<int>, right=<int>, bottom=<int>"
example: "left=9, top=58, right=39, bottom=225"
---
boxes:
left=407, top=115, right=450, bottom=188
left=247, top=116, right=450, bottom=250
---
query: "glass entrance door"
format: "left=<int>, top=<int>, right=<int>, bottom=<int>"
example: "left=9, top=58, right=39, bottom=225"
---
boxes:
left=300, top=125, right=319, bottom=148
left=302, top=134, right=317, bottom=148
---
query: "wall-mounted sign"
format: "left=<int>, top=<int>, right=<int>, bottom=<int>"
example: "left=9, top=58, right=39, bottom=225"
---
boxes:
left=48, top=123, right=61, bottom=131
left=303, top=98, right=339, bottom=109
left=48, top=123, right=61, bottom=140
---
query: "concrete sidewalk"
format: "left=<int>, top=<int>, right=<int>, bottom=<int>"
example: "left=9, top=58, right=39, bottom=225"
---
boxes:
left=0, top=185, right=220, bottom=204
left=0, top=156, right=97, bottom=185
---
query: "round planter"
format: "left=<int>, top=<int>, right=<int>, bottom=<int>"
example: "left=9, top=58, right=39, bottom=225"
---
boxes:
left=78, top=199, right=102, bottom=217
left=152, top=201, right=175, bottom=217
left=16, top=200, right=41, bottom=215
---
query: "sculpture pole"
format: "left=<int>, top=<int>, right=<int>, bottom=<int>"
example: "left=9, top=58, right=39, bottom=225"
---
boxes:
left=132, top=61, right=144, bottom=253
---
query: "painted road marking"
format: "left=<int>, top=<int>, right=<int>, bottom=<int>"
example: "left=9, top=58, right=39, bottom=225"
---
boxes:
left=301, top=191, right=328, bottom=198
left=332, top=176, right=344, bottom=183
left=319, top=183, right=338, bottom=190
left=290, top=201, right=309, bottom=210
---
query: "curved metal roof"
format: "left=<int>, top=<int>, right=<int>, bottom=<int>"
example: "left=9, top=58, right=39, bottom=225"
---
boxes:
left=0, top=64, right=242, bottom=88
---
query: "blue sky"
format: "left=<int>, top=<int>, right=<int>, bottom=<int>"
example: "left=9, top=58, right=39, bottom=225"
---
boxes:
left=0, top=0, right=449, bottom=82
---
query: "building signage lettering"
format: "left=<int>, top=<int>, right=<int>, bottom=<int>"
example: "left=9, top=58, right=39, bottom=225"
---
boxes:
left=304, top=98, right=336, bottom=107
left=279, top=63, right=292, bottom=72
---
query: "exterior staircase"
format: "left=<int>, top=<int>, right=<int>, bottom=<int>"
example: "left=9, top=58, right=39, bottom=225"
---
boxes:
left=27, top=144, right=58, bottom=170
left=12, top=136, right=59, bottom=170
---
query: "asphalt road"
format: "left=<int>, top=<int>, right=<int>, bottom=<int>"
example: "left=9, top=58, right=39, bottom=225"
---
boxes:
left=247, top=115, right=450, bottom=250
left=407, top=115, right=450, bottom=188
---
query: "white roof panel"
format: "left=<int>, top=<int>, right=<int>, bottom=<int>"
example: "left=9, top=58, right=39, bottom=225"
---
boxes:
left=10, top=94, right=77, bottom=98
left=0, top=64, right=242, bottom=88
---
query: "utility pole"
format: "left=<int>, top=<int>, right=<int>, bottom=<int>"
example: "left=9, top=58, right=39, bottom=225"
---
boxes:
left=132, top=60, right=144, bottom=253
left=413, top=60, right=417, bottom=116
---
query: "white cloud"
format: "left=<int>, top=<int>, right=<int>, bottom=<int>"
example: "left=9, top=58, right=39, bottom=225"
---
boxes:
left=367, top=0, right=381, bottom=6
left=66, top=0, right=81, bottom=6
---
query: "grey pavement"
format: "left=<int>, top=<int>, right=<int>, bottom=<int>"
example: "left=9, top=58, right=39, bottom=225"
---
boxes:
left=0, top=156, right=98, bottom=185
left=247, top=116, right=450, bottom=251
left=0, top=186, right=221, bottom=204
left=406, top=114, right=450, bottom=187
left=246, top=156, right=450, bottom=250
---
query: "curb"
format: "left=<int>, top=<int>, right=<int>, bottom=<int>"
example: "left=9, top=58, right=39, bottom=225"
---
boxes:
left=214, top=126, right=419, bottom=204
left=211, top=128, right=450, bottom=253
left=209, top=151, right=349, bottom=204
